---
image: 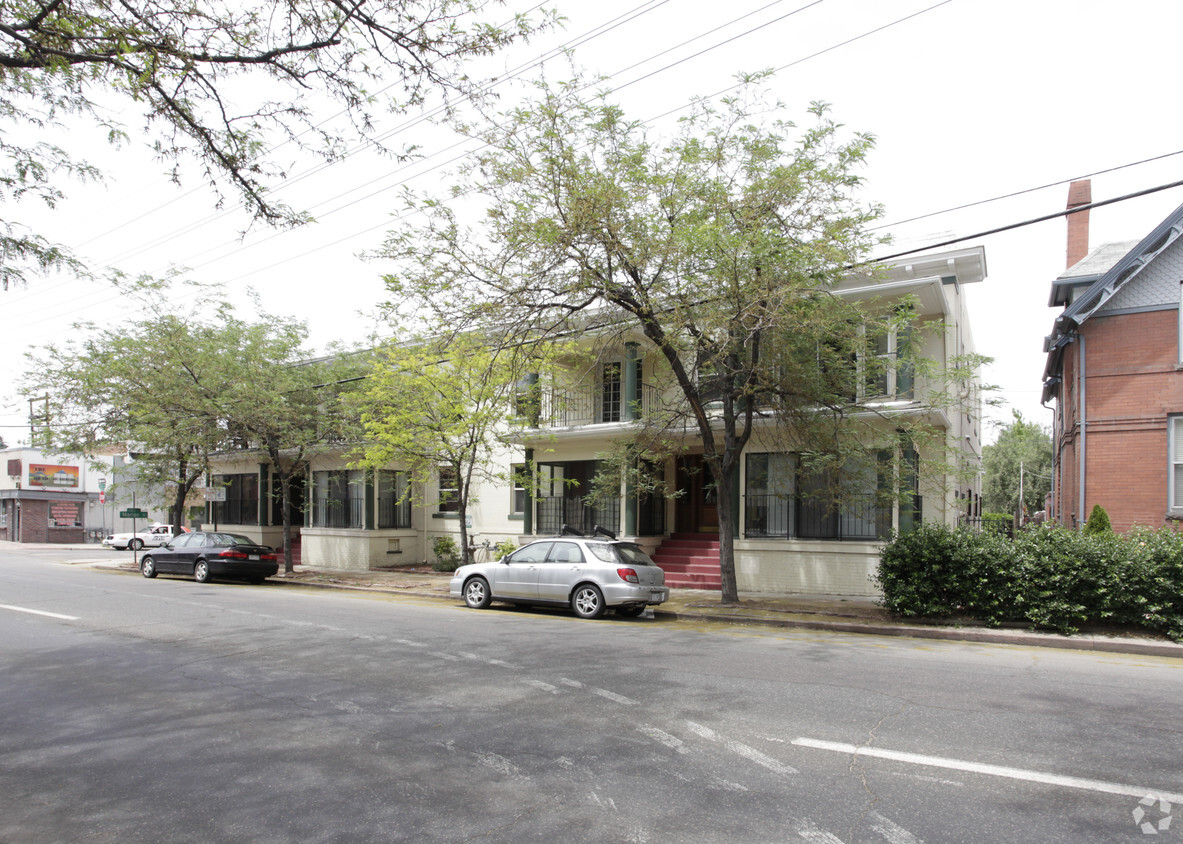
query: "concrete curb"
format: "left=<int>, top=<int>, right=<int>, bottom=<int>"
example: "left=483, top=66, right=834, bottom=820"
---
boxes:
left=96, top=561, right=1183, bottom=659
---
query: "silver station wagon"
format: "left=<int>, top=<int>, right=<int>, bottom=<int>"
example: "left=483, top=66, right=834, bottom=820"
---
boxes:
left=449, top=528, right=669, bottom=619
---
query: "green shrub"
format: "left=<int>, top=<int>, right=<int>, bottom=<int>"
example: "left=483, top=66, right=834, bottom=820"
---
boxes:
left=875, top=523, right=1183, bottom=641
left=494, top=539, right=517, bottom=560
left=1083, top=504, right=1112, bottom=536
left=431, top=536, right=462, bottom=572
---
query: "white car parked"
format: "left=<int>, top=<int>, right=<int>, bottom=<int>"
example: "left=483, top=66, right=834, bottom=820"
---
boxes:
left=102, top=523, right=185, bottom=551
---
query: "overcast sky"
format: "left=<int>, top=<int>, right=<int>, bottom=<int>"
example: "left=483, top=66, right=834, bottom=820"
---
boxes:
left=3, top=0, right=1182, bottom=446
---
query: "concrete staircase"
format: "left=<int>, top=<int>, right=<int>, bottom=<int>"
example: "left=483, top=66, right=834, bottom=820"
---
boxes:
left=651, top=533, right=722, bottom=590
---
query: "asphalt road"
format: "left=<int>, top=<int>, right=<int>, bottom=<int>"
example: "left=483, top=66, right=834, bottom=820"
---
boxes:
left=2, top=543, right=1182, bottom=843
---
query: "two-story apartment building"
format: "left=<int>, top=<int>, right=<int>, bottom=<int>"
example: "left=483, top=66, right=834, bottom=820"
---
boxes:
left=204, top=245, right=985, bottom=595
left=1043, top=181, right=1183, bottom=531
left=514, top=247, right=986, bottom=596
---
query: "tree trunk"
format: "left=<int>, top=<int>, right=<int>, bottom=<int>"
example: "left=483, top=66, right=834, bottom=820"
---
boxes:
left=280, top=474, right=294, bottom=574
left=714, top=466, right=740, bottom=604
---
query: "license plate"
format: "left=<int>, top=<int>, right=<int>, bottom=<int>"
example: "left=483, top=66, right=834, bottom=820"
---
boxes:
left=249, top=555, right=260, bottom=561
left=650, top=591, right=663, bottom=601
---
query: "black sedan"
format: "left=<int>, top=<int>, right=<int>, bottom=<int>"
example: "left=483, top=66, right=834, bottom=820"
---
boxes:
left=139, top=531, right=279, bottom=584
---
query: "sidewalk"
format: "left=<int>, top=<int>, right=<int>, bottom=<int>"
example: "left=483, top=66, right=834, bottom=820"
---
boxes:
left=76, top=550, right=1183, bottom=659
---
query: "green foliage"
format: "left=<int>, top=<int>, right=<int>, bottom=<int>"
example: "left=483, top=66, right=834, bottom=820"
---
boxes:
left=432, top=536, right=462, bottom=572
left=376, top=72, right=986, bottom=603
left=876, top=524, right=1183, bottom=641
left=494, top=539, right=518, bottom=559
left=1083, top=504, right=1112, bottom=536
left=981, top=411, right=1053, bottom=515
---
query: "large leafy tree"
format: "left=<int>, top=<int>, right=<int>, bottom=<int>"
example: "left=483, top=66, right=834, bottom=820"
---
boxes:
left=22, top=279, right=241, bottom=529
left=21, top=278, right=364, bottom=571
left=1, top=0, right=552, bottom=288
left=349, top=329, right=551, bottom=565
left=378, top=75, right=966, bottom=603
left=982, top=411, right=1053, bottom=517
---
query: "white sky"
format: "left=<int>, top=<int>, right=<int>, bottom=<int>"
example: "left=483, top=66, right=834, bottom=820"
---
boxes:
left=3, top=0, right=1182, bottom=445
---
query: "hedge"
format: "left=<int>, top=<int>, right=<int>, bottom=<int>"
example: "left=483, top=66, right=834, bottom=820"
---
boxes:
left=875, top=523, right=1183, bottom=641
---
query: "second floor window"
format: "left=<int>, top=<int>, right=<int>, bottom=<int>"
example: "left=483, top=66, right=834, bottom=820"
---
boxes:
left=438, top=466, right=460, bottom=513
left=601, top=362, right=622, bottom=422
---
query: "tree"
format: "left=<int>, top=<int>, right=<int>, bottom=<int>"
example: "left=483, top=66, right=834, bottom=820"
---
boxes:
left=377, top=75, right=971, bottom=603
left=21, top=277, right=364, bottom=572
left=348, top=329, right=548, bottom=565
left=21, top=278, right=237, bottom=530
left=981, top=411, right=1053, bottom=517
left=1, top=0, right=552, bottom=288
left=212, top=319, right=365, bottom=574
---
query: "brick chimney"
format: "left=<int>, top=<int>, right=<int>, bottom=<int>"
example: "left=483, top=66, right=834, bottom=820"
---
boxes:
left=1066, top=179, right=1091, bottom=270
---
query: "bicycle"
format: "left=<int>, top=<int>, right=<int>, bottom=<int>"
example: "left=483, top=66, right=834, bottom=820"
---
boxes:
left=468, top=537, right=495, bottom=563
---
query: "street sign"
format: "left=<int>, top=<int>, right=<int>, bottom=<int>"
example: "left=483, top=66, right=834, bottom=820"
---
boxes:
left=120, top=508, right=148, bottom=519
left=98, top=478, right=106, bottom=490
left=99, top=492, right=105, bottom=504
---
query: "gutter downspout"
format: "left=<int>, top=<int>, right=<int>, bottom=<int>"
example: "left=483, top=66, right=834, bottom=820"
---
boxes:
left=1077, top=333, right=1087, bottom=527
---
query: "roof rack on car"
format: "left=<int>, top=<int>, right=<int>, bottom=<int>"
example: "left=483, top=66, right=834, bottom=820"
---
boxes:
left=558, top=524, right=585, bottom=537
left=592, top=525, right=617, bottom=540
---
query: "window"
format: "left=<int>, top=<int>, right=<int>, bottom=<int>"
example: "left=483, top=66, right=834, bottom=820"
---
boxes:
left=744, top=452, right=892, bottom=540
left=601, top=362, right=622, bottom=422
left=438, top=466, right=460, bottom=513
left=312, top=470, right=364, bottom=528
left=212, top=473, right=259, bottom=525
left=1171, top=416, right=1183, bottom=509
left=510, top=463, right=527, bottom=516
left=377, top=470, right=412, bottom=529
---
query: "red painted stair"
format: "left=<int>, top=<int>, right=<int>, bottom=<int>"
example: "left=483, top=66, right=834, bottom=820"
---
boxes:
left=651, top=533, right=723, bottom=590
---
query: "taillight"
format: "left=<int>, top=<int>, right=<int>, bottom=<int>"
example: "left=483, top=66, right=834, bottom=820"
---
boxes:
left=218, top=549, right=249, bottom=560
left=617, top=567, right=639, bottom=583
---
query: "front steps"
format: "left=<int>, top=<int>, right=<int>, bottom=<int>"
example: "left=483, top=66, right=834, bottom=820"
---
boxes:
left=651, top=533, right=722, bottom=590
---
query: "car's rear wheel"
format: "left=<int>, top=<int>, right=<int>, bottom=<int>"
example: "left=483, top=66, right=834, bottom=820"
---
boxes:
left=572, top=584, right=605, bottom=619
left=140, top=556, right=157, bottom=578
left=194, top=560, right=212, bottom=584
left=464, top=577, right=492, bottom=609
left=128, top=538, right=144, bottom=550
left=616, top=604, right=646, bottom=618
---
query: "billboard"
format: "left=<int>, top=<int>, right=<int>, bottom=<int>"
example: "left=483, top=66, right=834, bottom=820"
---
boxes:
left=28, top=464, right=80, bottom=488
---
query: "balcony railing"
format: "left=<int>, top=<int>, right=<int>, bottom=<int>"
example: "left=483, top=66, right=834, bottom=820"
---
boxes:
left=536, top=385, right=663, bottom=428
left=378, top=497, right=412, bottom=530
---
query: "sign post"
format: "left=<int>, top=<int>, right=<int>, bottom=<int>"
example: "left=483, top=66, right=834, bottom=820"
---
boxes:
left=119, top=507, right=149, bottom=567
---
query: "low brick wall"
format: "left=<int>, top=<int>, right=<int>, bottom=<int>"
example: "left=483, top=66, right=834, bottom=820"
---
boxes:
left=734, top=539, right=883, bottom=597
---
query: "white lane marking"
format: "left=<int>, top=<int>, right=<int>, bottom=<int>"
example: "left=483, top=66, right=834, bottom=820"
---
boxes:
left=638, top=725, right=689, bottom=754
left=523, top=678, right=560, bottom=694
left=796, top=820, right=846, bottom=843
left=687, top=721, right=798, bottom=775
left=868, top=811, right=923, bottom=844
left=430, top=652, right=459, bottom=661
left=559, top=677, right=583, bottom=688
left=593, top=688, right=636, bottom=705
left=0, top=604, right=79, bottom=621
left=793, top=738, right=1183, bottom=803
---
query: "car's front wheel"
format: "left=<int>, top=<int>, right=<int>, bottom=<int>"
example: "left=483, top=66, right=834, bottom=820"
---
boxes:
left=572, top=584, right=605, bottom=619
left=140, top=557, right=157, bottom=579
left=128, top=538, right=144, bottom=550
left=194, top=560, right=212, bottom=584
left=464, top=577, right=492, bottom=609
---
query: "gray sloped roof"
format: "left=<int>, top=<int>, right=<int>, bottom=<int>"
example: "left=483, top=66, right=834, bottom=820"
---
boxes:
left=1042, top=200, right=1183, bottom=402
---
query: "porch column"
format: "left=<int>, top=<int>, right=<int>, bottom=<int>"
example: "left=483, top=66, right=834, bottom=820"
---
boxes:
left=523, top=449, right=535, bottom=536
left=624, top=461, right=637, bottom=536
left=624, top=342, right=641, bottom=421
left=365, top=469, right=375, bottom=530
left=259, top=463, right=269, bottom=526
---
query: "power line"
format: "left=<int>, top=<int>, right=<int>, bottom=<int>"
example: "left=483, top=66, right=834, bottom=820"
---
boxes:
left=869, top=177, right=1183, bottom=264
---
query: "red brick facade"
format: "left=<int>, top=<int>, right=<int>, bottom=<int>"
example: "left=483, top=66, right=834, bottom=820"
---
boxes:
left=1054, top=308, right=1183, bottom=531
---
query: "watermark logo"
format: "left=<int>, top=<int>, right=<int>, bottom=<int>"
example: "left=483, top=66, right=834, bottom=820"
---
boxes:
left=1134, top=795, right=1174, bottom=835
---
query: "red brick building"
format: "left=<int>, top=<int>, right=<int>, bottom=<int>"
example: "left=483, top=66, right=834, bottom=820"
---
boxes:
left=1043, top=181, right=1183, bottom=530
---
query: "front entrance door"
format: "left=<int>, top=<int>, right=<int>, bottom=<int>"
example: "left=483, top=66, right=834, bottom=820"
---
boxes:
left=675, top=455, right=719, bottom=534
